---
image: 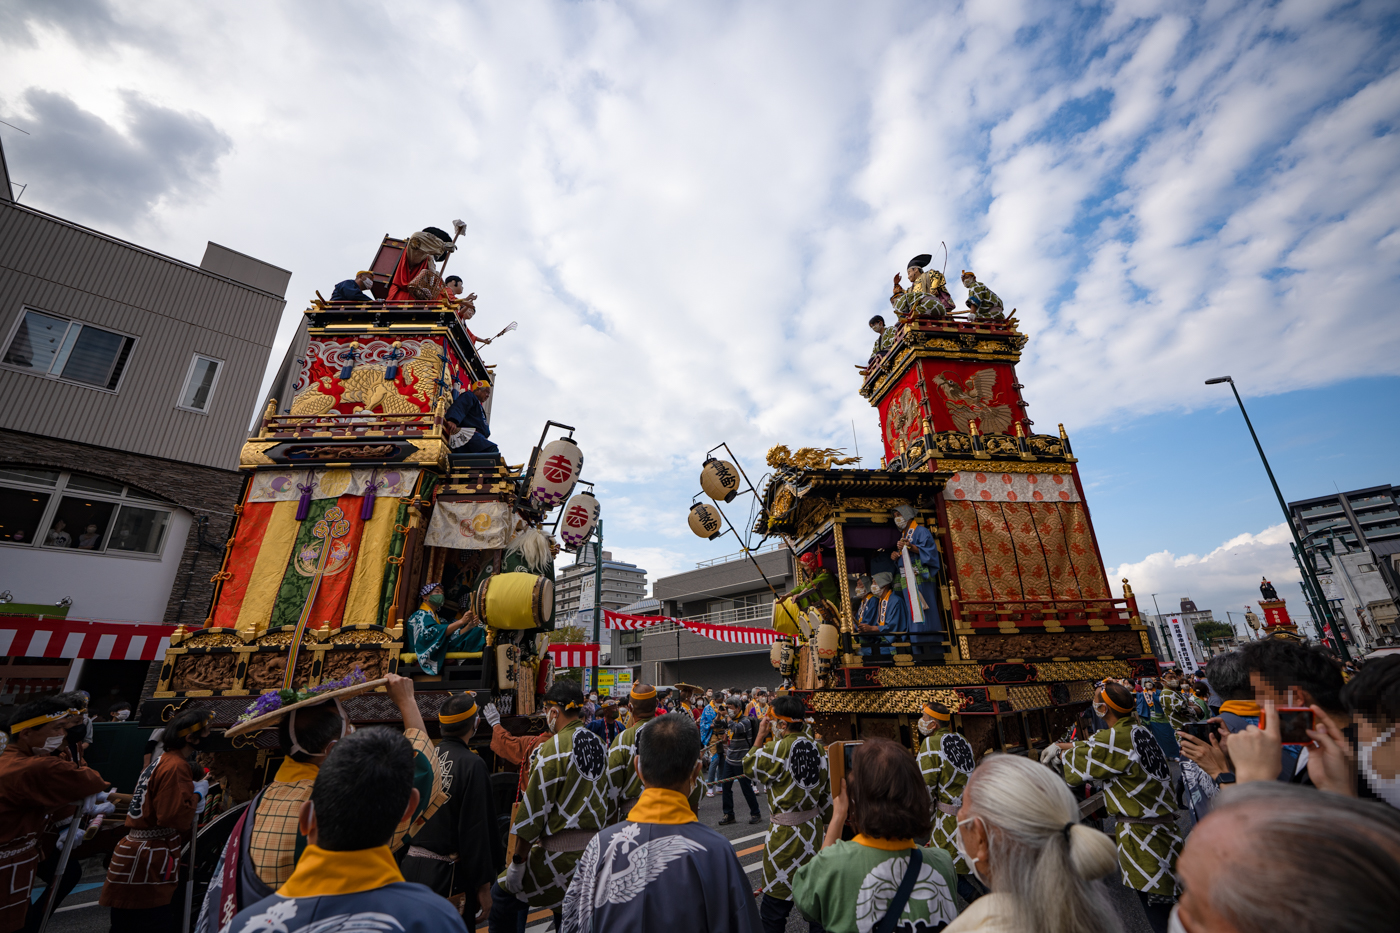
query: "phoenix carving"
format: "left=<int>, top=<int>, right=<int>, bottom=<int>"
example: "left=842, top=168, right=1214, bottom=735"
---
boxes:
left=931, top=368, right=1014, bottom=435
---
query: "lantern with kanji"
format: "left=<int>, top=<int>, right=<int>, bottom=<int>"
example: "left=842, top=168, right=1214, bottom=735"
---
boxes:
left=560, top=491, right=599, bottom=550
left=699, top=457, right=741, bottom=503
left=688, top=502, right=723, bottom=540
left=529, top=437, right=583, bottom=509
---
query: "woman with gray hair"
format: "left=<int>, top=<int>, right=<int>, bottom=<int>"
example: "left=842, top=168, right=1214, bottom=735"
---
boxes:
left=944, top=755, right=1122, bottom=933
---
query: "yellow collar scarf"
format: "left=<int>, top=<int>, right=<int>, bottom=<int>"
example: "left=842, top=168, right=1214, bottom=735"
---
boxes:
left=279, top=844, right=403, bottom=898
left=626, top=788, right=696, bottom=825
left=274, top=758, right=321, bottom=784
left=854, top=834, right=915, bottom=851
left=1219, top=700, right=1261, bottom=717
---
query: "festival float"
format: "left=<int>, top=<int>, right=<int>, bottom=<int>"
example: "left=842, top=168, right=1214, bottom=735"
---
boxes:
left=138, top=226, right=590, bottom=794
left=689, top=259, right=1159, bottom=758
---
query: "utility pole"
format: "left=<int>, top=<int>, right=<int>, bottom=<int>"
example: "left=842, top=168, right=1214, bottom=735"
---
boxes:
left=590, top=520, right=604, bottom=692
left=1205, top=376, right=1351, bottom=661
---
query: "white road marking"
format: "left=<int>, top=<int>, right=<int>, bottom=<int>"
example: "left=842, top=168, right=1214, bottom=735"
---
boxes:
left=730, top=831, right=767, bottom=845
left=745, top=860, right=763, bottom=873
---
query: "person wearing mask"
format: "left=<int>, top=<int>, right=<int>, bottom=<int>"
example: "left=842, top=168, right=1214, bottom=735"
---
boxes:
left=400, top=693, right=502, bottom=927
left=607, top=686, right=704, bottom=823
left=1202, top=652, right=1258, bottom=734
left=915, top=701, right=978, bottom=902
left=100, top=709, right=212, bottom=933
left=491, top=682, right=608, bottom=933
left=1173, top=781, right=1400, bottom=933
left=1342, top=654, right=1400, bottom=806
left=444, top=380, right=500, bottom=457
left=408, top=583, right=486, bottom=676
left=890, top=503, right=942, bottom=642
left=586, top=703, right=624, bottom=745
left=1136, top=678, right=1178, bottom=759
left=795, top=738, right=959, bottom=933
left=562, top=714, right=761, bottom=933
left=227, top=728, right=468, bottom=933
left=717, top=696, right=762, bottom=826
left=943, top=755, right=1121, bottom=933
left=1053, top=682, right=1182, bottom=933
left=330, top=271, right=376, bottom=302
left=107, top=701, right=133, bottom=722
left=745, top=696, right=831, bottom=933
left=857, top=572, right=906, bottom=660
left=0, top=698, right=108, bottom=933
left=702, top=699, right=726, bottom=797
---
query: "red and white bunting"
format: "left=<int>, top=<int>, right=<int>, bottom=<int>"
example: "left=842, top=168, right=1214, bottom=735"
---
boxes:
left=679, top=620, right=783, bottom=646
left=546, top=642, right=600, bottom=669
left=602, top=611, right=671, bottom=631
left=0, top=616, right=176, bottom=661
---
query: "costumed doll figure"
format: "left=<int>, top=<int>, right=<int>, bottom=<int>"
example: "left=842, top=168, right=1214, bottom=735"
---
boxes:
left=861, top=315, right=898, bottom=376
left=959, top=270, right=1004, bottom=321
left=387, top=225, right=459, bottom=301
left=891, top=503, right=943, bottom=640
left=787, top=552, right=838, bottom=611
left=408, top=583, right=487, bottom=677
left=1053, top=683, right=1183, bottom=919
left=915, top=702, right=979, bottom=902
left=891, top=254, right=955, bottom=321
left=743, top=696, right=831, bottom=932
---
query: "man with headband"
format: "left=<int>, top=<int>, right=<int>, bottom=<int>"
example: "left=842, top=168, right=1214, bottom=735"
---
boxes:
left=491, top=682, right=608, bottom=933
left=744, top=695, right=830, bottom=933
left=0, top=698, right=108, bottom=933
left=400, top=693, right=502, bottom=926
left=1055, top=680, right=1183, bottom=930
left=604, top=683, right=703, bottom=825
left=444, top=379, right=499, bottom=457
left=915, top=700, right=979, bottom=902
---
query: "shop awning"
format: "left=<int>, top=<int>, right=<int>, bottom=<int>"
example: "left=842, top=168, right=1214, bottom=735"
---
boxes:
left=546, top=642, right=600, bottom=669
left=0, top=616, right=175, bottom=661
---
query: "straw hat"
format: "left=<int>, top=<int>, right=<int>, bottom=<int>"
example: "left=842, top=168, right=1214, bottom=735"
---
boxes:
left=224, top=677, right=388, bottom=738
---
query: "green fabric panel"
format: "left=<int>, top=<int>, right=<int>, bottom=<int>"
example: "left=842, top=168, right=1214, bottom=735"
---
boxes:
left=377, top=497, right=410, bottom=626
left=268, top=498, right=336, bottom=628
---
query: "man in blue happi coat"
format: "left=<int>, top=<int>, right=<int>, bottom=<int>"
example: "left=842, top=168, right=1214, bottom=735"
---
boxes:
left=444, top=379, right=499, bottom=456
left=891, top=503, right=943, bottom=646
left=227, top=727, right=468, bottom=933
left=330, top=271, right=375, bottom=302
left=562, top=713, right=760, bottom=933
left=857, top=571, right=906, bottom=661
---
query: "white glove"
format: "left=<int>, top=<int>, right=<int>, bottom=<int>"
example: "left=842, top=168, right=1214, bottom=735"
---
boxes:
left=1039, top=745, right=1062, bottom=766
left=192, top=779, right=210, bottom=815
left=482, top=703, right=501, bottom=728
left=502, top=860, right=526, bottom=896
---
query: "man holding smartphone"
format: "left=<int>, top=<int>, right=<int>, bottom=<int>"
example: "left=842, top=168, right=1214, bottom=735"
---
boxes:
left=718, top=697, right=762, bottom=826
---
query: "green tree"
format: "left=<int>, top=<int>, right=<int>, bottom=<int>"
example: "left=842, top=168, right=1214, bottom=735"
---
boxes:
left=1194, top=620, right=1235, bottom=644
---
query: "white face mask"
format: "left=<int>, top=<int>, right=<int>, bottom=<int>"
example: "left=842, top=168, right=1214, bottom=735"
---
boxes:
left=953, top=816, right=988, bottom=885
left=917, top=718, right=937, bottom=736
left=113, top=710, right=131, bottom=722
left=41, top=735, right=65, bottom=753
left=547, top=710, right=560, bottom=734
left=1360, top=725, right=1400, bottom=807
left=1093, top=704, right=1109, bottom=720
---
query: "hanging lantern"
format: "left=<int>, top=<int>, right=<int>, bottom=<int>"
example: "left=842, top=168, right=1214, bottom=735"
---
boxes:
left=559, top=491, right=599, bottom=550
left=529, top=437, right=583, bottom=509
left=688, top=502, right=723, bottom=540
left=816, top=623, right=841, bottom=659
left=699, top=458, right=741, bottom=503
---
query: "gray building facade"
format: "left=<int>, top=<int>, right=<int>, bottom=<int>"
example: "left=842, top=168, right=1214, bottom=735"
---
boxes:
left=1289, top=485, right=1400, bottom=647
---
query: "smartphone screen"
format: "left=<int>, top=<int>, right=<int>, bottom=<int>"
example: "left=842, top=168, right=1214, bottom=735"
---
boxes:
left=1270, top=707, right=1316, bottom=745
left=1179, top=721, right=1220, bottom=742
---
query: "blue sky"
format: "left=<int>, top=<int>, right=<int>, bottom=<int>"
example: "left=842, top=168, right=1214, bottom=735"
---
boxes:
left=2, top=1, right=1397, bottom=617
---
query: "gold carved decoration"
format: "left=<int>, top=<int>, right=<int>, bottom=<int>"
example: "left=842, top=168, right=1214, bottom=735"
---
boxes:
left=183, top=631, right=245, bottom=648
left=330, top=629, right=391, bottom=645
left=1032, top=660, right=1133, bottom=681
left=257, top=630, right=299, bottom=647
left=837, top=497, right=910, bottom=514
left=1006, top=685, right=1052, bottom=710
left=933, top=459, right=1072, bottom=475
left=239, top=441, right=277, bottom=467
left=766, top=445, right=861, bottom=470
left=874, top=665, right=981, bottom=687
left=808, top=687, right=968, bottom=715
left=406, top=439, right=448, bottom=468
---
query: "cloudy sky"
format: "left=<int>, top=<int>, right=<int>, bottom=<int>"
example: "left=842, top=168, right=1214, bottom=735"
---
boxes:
left=3, top=0, right=1398, bottom=628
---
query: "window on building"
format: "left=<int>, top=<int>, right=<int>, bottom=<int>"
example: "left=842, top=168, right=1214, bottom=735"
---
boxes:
left=177, top=354, right=223, bottom=412
left=0, top=469, right=173, bottom=557
left=625, top=647, right=642, bottom=663
left=2, top=309, right=137, bottom=390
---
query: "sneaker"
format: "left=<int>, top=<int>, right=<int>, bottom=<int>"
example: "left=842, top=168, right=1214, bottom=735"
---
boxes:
left=718, top=815, right=736, bottom=826
left=748, top=813, right=763, bottom=824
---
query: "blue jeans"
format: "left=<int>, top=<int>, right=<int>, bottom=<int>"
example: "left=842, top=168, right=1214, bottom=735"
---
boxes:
left=706, top=751, right=723, bottom=786
left=721, top=758, right=759, bottom=819
left=489, top=882, right=530, bottom=933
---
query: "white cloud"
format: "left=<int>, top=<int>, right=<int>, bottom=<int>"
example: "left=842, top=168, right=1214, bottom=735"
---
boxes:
left=1112, top=522, right=1305, bottom=623
left=1, top=0, right=1396, bottom=571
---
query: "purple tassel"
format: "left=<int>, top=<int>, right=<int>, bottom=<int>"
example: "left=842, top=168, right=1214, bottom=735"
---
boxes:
left=296, top=480, right=315, bottom=521
left=360, top=471, right=380, bottom=521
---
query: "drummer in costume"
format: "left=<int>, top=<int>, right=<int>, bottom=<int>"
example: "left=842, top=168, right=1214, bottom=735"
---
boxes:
left=408, top=583, right=487, bottom=677
left=743, top=695, right=830, bottom=933
left=400, top=694, right=503, bottom=926
left=100, top=709, right=213, bottom=933
left=604, top=684, right=702, bottom=825
left=199, top=674, right=443, bottom=933
left=491, top=682, right=609, bottom=933
left=914, top=701, right=979, bottom=902
left=786, top=552, right=838, bottom=610
left=0, top=698, right=107, bottom=933
left=1056, top=681, right=1183, bottom=930
left=891, top=503, right=942, bottom=642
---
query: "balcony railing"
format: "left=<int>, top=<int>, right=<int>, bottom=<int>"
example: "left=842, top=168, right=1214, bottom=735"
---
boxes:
left=694, top=540, right=782, bottom=569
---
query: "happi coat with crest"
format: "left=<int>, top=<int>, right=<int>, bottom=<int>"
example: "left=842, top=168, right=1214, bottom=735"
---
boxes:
left=743, top=723, right=831, bottom=901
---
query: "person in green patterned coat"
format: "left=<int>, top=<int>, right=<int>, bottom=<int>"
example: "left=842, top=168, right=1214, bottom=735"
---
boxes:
left=603, top=683, right=702, bottom=824
left=914, top=701, right=979, bottom=903
left=744, top=695, right=831, bottom=933
left=491, top=681, right=609, bottom=933
left=1158, top=672, right=1194, bottom=733
left=1056, top=681, right=1183, bottom=932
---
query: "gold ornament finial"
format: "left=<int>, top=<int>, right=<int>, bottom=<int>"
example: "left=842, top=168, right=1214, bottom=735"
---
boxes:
left=1121, top=577, right=1134, bottom=599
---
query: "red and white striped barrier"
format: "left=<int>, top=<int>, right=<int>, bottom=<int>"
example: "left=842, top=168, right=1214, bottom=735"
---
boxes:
left=546, top=642, right=600, bottom=669
left=603, top=611, right=670, bottom=630
left=0, top=616, right=176, bottom=661
left=678, top=620, right=782, bottom=646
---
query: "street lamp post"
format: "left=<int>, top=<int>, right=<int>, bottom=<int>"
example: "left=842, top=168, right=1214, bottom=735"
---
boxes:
left=1204, top=376, right=1350, bottom=661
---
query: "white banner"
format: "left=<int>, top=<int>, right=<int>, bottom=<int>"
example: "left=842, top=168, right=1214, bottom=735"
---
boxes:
left=248, top=467, right=420, bottom=502
left=1165, top=615, right=1201, bottom=673
left=425, top=500, right=516, bottom=549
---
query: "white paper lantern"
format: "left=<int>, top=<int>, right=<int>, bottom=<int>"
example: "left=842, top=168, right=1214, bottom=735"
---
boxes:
left=700, top=458, right=741, bottom=503
left=560, top=491, right=599, bottom=550
left=529, top=438, right=583, bottom=509
left=688, top=502, right=723, bottom=540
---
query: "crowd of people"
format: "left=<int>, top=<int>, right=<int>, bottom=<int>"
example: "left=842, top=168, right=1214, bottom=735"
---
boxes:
left=3, top=643, right=1399, bottom=933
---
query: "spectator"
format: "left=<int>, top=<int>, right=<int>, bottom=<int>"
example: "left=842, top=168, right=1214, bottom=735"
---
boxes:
left=795, top=737, right=958, bottom=933
left=562, top=714, right=760, bottom=933
left=915, top=701, right=979, bottom=903
left=1343, top=654, right=1400, bottom=806
left=330, top=270, right=376, bottom=302
left=1174, top=781, right=1400, bottom=933
left=717, top=696, right=762, bottom=826
left=942, top=754, right=1120, bottom=933
left=1236, top=638, right=1347, bottom=781
left=107, top=700, right=133, bottom=722
left=703, top=700, right=726, bottom=797
left=228, top=727, right=467, bottom=933
left=1203, top=652, right=1257, bottom=733
left=587, top=702, right=624, bottom=745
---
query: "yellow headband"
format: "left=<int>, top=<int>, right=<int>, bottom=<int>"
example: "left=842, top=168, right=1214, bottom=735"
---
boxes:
left=439, top=703, right=478, bottom=724
left=1097, top=690, right=1133, bottom=714
left=9, top=708, right=81, bottom=734
left=766, top=708, right=797, bottom=724
left=630, top=685, right=656, bottom=700
left=923, top=706, right=950, bottom=721
left=176, top=712, right=215, bottom=738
